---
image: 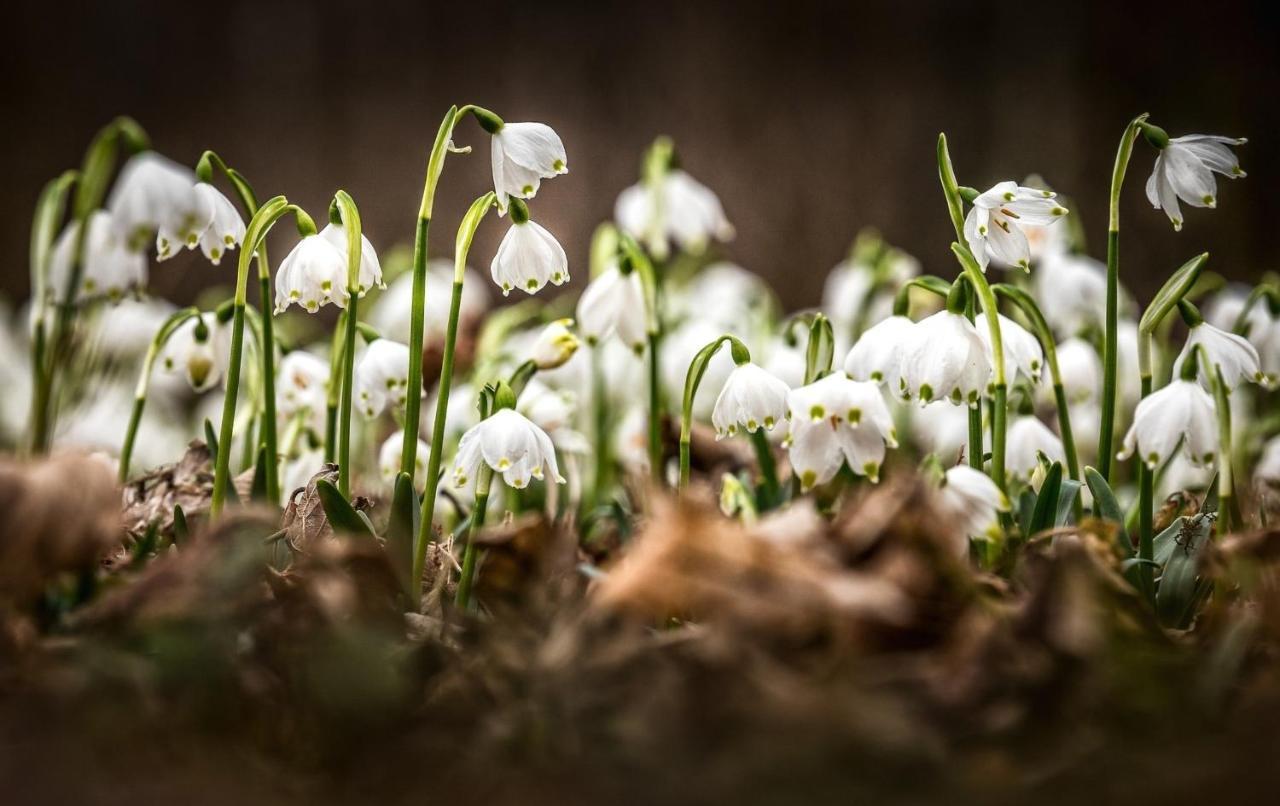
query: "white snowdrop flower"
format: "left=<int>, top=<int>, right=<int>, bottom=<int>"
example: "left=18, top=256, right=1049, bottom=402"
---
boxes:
left=1173, top=321, right=1268, bottom=390
left=369, top=260, right=489, bottom=344
left=662, top=320, right=735, bottom=420
left=1145, top=134, right=1246, bottom=231
left=353, top=339, right=411, bottom=419
left=1119, top=379, right=1218, bottom=469
left=92, top=297, right=175, bottom=357
left=57, top=384, right=188, bottom=472
left=785, top=373, right=897, bottom=488
left=1052, top=338, right=1102, bottom=404
left=1254, top=436, right=1280, bottom=510
left=490, top=121, right=568, bottom=213
left=1035, top=251, right=1110, bottom=337
left=615, top=169, right=733, bottom=259
left=452, top=407, right=565, bottom=490
left=490, top=215, right=569, bottom=296
left=1203, top=284, right=1272, bottom=340
left=107, top=151, right=206, bottom=252
left=380, top=432, right=429, bottom=488
left=762, top=338, right=807, bottom=390
left=576, top=262, right=647, bottom=353
left=896, top=311, right=991, bottom=407
left=274, top=234, right=347, bottom=314
left=519, top=380, right=589, bottom=454
left=422, top=382, right=480, bottom=445
left=711, top=362, right=790, bottom=439
left=963, top=181, right=1068, bottom=272
left=318, top=223, right=384, bottom=295
left=977, top=313, right=1043, bottom=387
left=1005, top=415, right=1066, bottom=481
left=529, top=318, right=580, bottom=370
left=614, top=406, right=651, bottom=475
left=671, top=262, right=772, bottom=333
left=912, top=401, right=971, bottom=461
left=1116, top=320, right=1143, bottom=407
left=1159, top=452, right=1217, bottom=501
left=277, top=350, right=329, bottom=432
left=47, top=211, right=147, bottom=304
left=156, top=183, right=245, bottom=265
left=844, top=314, right=915, bottom=385
left=156, top=312, right=228, bottom=393
left=938, top=465, right=1010, bottom=550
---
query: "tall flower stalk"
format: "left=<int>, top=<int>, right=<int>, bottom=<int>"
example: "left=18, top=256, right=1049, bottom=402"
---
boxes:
left=617, top=233, right=664, bottom=483
left=118, top=306, right=200, bottom=481
left=677, top=334, right=751, bottom=488
left=211, top=196, right=316, bottom=517
left=331, top=191, right=364, bottom=497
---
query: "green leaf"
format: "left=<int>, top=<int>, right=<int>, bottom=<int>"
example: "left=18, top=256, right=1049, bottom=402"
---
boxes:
left=386, top=472, right=419, bottom=595
left=1085, top=466, right=1130, bottom=554
left=1028, top=462, right=1064, bottom=536
left=1054, top=479, right=1081, bottom=527
left=315, top=479, right=376, bottom=539
left=130, top=521, right=159, bottom=568
left=1139, top=253, right=1210, bottom=334
left=172, top=504, right=188, bottom=544
left=1017, top=488, right=1037, bottom=538
left=1156, top=513, right=1215, bottom=628
left=203, top=418, right=219, bottom=456
left=249, top=444, right=269, bottom=501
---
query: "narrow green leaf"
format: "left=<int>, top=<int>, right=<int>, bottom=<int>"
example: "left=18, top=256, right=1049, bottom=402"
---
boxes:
left=172, top=504, right=188, bottom=544
left=249, top=444, right=269, bottom=501
left=1017, top=488, right=1037, bottom=538
left=1156, top=512, right=1214, bottom=627
left=1054, top=479, right=1081, bottom=527
left=386, top=472, right=418, bottom=595
left=1085, top=466, right=1130, bottom=554
left=203, top=418, right=219, bottom=456
left=1028, top=462, right=1064, bottom=535
left=1139, top=253, right=1211, bottom=334
left=315, top=478, right=376, bottom=539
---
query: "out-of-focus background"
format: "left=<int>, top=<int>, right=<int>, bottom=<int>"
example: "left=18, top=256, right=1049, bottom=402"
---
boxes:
left=2, top=0, right=1277, bottom=308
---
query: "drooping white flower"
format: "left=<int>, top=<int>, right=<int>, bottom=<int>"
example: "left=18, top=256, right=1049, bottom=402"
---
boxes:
left=670, top=262, right=772, bottom=333
left=614, top=406, right=650, bottom=475
left=615, top=169, right=733, bottom=259
left=490, top=218, right=569, bottom=296
left=1052, top=337, right=1102, bottom=404
left=937, top=465, right=1010, bottom=550
left=47, top=211, right=147, bottom=304
left=912, top=401, right=971, bottom=461
left=490, top=121, right=568, bottom=213
left=711, top=362, right=790, bottom=439
left=963, top=181, right=1068, bottom=272
left=519, top=379, right=589, bottom=454
left=422, top=382, right=480, bottom=445
left=452, top=407, right=565, bottom=490
left=1005, top=415, right=1066, bottom=481
left=274, top=234, right=347, bottom=313
left=1254, top=436, right=1280, bottom=510
left=318, top=223, right=384, bottom=295
left=1035, top=250, right=1110, bottom=337
left=1145, top=134, right=1246, bottom=231
left=369, top=260, right=489, bottom=344
left=896, top=311, right=992, bottom=407
left=353, top=339, right=411, bottom=419
left=1119, top=379, right=1218, bottom=469
left=1172, top=321, right=1268, bottom=390
left=91, top=297, right=175, bottom=357
left=576, top=262, right=647, bottom=353
left=107, top=151, right=206, bottom=252
left=785, top=373, right=897, bottom=488
left=977, top=313, right=1043, bottom=387
left=156, top=312, right=228, bottom=392
left=380, top=431, right=429, bottom=488
left=762, top=338, right=807, bottom=390
left=527, top=318, right=581, bottom=370
left=156, top=183, right=246, bottom=265
left=277, top=350, right=330, bottom=432
left=844, top=314, right=915, bottom=385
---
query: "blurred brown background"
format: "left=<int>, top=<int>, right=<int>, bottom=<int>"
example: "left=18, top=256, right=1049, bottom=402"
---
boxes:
left=2, top=0, right=1278, bottom=310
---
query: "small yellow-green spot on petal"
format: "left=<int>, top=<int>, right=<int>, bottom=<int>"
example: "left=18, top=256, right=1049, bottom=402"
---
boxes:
left=967, top=390, right=979, bottom=404
left=919, top=384, right=933, bottom=402
left=522, top=185, right=534, bottom=195
left=763, top=416, right=775, bottom=429
left=863, top=463, right=879, bottom=481
left=497, top=458, right=511, bottom=470
left=1052, top=206, right=1067, bottom=216
left=847, top=408, right=861, bottom=424
left=1203, top=195, right=1215, bottom=206
left=1041, top=190, right=1053, bottom=198
left=526, top=278, right=538, bottom=290
left=1003, top=191, right=1015, bottom=202
left=950, top=388, right=963, bottom=404
left=870, top=371, right=883, bottom=382
left=809, top=404, right=825, bottom=420
left=746, top=419, right=758, bottom=430
left=801, top=470, right=816, bottom=489
left=553, top=159, right=565, bottom=172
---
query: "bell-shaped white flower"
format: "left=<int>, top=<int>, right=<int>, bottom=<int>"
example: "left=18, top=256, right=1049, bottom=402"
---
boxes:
left=1119, top=379, right=1218, bottom=469
left=912, top=401, right=971, bottom=461
left=977, top=313, right=1043, bottom=387
left=669, top=262, right=773, bottom=334
left=1005, top=415, right=1066, bottom=481
left=353, top=339, right=411, bottom=419
left=1145, top=134, right=1246, bottom=231
left=318, top=223, right=384, bottom=295
left=156, top=183, right=246, bottom=265
left=711, top=362, right=790, bottom=439
left=277, top=350, right=330, bottom=432
left=107, top=152, right=206, bottom=252
left=615, top=169, right=733, bottom=259
left=896, top=311, right=991, bottom=407
left=963, top=182, right=1068, bottom=272
left=518, top=379, right=589, bottom=454
left=762, top=338, right=806, bottom=390
left=381, top=431, right=429, bottom=489
left=490, top=121, right=568, bottom=213
left=47, top=210, right=147, bottom=304
left=453, top=407, right=565, bottom=490
left=529, top=318, right=580, bottom=370
left=369, top=260, right=489, bottom=344
left=1049, top=337, right=1102, bottom=404
left=1035, top=251, right=1110, bottom=337
left=274, top=235, right=347, bottom=314
left=785, top=373, right=897, bottom=488
left=577, top=262, right=648, bottom=353
left=937, top=465, right=1010, bottom=549
left=157, top=312, right=228, bottom=392
left=1172, top=321, right=1268, bottom=390
left=490, top=217, right=569, bottom=296
left=1254, top=435, right=1280, bottom=505
left=844, top=314, right=914, bottom=385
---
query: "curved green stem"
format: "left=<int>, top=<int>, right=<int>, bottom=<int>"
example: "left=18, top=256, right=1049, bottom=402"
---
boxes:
left=951, top=244, right=1006, bottom=491
left=26, top=170, right=78, bottom=456
left=677, top=335, right=750, bottom=489
left=118, top=307, right=200, bottom=481
left=618, top=233, right=665, bottom=484
left=1098, top=114, right=1150, bottom=482
left=413, top=192, right=497, bottom=602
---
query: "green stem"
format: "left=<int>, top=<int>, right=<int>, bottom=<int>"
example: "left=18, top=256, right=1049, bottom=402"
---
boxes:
left=677, top=335, right=749, bottom=489
left=414, top=192, right=496, bottom=602
left=750, top=429, right=781, bottom=507
left=648, top=332, right=663, bottom=483
left=119, top=307, right=200, bottom=481
left=324, top=310, right=346, bottom=464
left=332, top=190, right=363, bottom=498
left=1211, top=368, right=1235, bottom=533
left=1099, top=114, right=1149, bottom=483
left=592, top=346, right=612, bottom=501
left=951, top=245, right=1006, bottom=491
left=1137, top=373, right=1155, bottom=599
left=454, top=466, right=493, bottom=611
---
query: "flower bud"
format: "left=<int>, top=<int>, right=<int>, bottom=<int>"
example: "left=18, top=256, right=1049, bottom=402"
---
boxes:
left=530, top=318, right=580, bottom=370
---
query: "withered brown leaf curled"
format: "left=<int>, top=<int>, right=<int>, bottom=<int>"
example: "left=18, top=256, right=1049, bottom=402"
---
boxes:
left=121, top=440, right=215, bottom=538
